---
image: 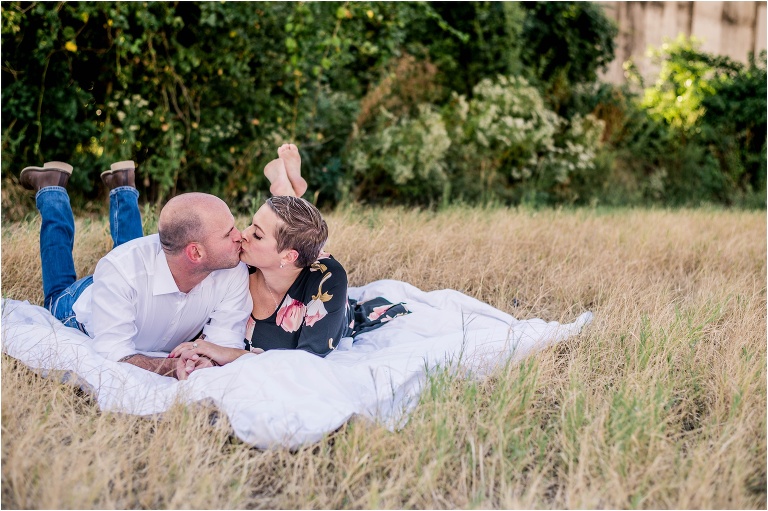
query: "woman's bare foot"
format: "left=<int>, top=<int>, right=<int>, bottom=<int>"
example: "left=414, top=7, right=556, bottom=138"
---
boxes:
left=263, top=158, right=297, bottom=197
left=277, top=143, right=307, bottom=197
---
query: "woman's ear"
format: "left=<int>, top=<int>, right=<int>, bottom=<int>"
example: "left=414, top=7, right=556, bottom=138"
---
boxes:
left=283, top=249, right=299, bottom=266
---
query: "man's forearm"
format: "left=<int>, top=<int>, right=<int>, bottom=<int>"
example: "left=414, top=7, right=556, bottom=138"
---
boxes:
left=120, top=354, right=177, bottom=378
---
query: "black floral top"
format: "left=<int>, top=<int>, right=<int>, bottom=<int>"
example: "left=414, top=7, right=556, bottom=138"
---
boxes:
left=245, top=255, right=409, bottom=358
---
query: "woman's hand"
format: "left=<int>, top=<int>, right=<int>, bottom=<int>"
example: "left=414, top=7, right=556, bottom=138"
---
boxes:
left=169, top=338, right=248, bottom=367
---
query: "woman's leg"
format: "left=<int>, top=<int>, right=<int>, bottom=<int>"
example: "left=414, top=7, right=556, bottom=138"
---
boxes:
left=264, top=144, right=308, bottom=197
left=277, top=144, right=307, bottom=197
left=264, top=158, right=298, bottom=197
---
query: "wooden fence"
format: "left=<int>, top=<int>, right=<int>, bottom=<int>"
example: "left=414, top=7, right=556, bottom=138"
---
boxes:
left=597, top=1, right=766, bottom=84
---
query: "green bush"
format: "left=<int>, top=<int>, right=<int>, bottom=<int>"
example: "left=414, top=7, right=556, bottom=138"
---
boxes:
left=346, top=75, right=605, bottom=206
left=577, top=85, right=678, bottom=206
left=699, top=51, right=767, bottom=206
left=446, top=76, right=604, bottom=205
left=518, top=1, right=617, bottom=113
left=617, top=36, right=767, bottom=207
left=347, top=104, right=451, bottom=206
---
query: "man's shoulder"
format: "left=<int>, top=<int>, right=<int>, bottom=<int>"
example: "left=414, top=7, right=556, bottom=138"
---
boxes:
left=96, top=234, right=161, bottom=277
left=103, top=234, right=161, bottom=259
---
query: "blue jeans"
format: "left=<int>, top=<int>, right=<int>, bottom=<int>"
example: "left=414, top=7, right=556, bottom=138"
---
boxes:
left=38, top=186, right=143, bottom=331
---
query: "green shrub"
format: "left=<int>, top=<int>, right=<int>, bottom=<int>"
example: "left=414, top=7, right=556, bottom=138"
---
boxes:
left=699, top=51, right=767, bottom=206
left=445, top=76, right=604, bottom=206
left=346, top=75, right=605, bottom=207
left=347, top=104, right=451, bottom=205
left=610, top=37, right=767, bottom=207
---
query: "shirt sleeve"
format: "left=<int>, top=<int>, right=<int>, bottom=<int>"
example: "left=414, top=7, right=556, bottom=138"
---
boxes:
left=88, top=257, right=141, bottom=362
left=295, top=260, right=348, bottom=357
left=201, top=263, right=252, bottom=349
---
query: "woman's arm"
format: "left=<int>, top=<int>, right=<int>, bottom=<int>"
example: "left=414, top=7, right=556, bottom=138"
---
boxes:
left=294, top=259, right=349, bottom=357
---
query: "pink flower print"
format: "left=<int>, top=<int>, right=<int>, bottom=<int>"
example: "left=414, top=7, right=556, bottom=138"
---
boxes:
left=304, top=298, right=329, bottom=327
left=276, top=295, right=306, bottom=333
left=245, top=316, right=256, bottom=340
left=305, top=272, right=333, bottom=327
left=367, top=304, right=394, bottom=321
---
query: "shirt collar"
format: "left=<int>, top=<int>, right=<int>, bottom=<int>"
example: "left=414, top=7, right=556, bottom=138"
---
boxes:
left=153, top=248, right=210, bottom=296
left=153, top=249, right=182, bottom=296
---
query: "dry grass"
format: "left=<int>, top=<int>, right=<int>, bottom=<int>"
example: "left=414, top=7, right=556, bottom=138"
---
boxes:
left=2, top=205, right=766, bottom=509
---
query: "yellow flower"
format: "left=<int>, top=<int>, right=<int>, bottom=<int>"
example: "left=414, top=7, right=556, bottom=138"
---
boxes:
left=64, top=41, right=77, bottom=52
left=366, top=10, right=374, bottom=19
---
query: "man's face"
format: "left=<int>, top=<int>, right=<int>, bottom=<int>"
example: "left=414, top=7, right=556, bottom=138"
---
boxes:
left=200, top=206, right=243, bottom=271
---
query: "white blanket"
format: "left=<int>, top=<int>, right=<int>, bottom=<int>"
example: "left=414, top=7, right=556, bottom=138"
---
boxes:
left=1, top=280, right=592, bottom=449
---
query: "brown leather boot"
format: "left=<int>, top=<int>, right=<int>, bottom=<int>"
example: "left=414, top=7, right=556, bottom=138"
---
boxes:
left=19, top=161, right=73, bottom=191
left=100, top=160, right=136, bottom=190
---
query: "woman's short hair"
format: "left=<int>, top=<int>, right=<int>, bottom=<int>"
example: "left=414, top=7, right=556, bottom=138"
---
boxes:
left=266, top=196, right=328, bottom=267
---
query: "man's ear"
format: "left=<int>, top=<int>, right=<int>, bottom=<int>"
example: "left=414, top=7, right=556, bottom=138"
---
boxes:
left=184, top=243, right=204, bottom=263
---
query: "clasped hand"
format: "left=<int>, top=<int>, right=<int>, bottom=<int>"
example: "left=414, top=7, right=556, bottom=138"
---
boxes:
left=169, top=338, right=219, bottom=380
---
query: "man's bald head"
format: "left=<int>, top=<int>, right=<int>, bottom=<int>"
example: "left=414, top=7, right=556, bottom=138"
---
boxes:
left=158, top=193, right=231, bottom=255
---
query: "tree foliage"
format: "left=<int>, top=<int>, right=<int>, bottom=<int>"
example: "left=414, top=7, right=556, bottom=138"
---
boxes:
left=1, top=2, right=763, bottom=215
left=2, top=1, right=425, bottom=207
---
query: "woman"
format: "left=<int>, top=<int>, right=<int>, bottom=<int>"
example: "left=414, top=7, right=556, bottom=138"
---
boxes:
left=170, top=145, right=407, bottom=373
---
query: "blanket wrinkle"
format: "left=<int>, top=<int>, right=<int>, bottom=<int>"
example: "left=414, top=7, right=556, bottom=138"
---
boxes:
left=2, top=279, right=593, bottom=449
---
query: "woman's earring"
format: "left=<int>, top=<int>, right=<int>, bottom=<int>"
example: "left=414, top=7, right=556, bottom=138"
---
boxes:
left=280, top=263, right=284, bottom=268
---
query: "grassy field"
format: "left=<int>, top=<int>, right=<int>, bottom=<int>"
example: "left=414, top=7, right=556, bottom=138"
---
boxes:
left=2, top=205, right=766, bottom=509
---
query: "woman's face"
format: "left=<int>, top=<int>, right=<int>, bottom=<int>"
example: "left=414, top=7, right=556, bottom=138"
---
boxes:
left=239, top=203, right=283, bottom=268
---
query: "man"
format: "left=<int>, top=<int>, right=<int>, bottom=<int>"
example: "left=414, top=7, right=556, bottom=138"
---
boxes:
left=20, top=160, right=251, bottom=379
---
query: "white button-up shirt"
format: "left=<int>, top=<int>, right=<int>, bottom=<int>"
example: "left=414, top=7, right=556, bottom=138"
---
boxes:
left=73, top=234, right=252, bottom=362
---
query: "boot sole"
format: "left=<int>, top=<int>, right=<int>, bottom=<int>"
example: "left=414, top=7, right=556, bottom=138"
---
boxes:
left=19, top=162, right=73, bottom=190
left=100, top=160, right=135, bottom=179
